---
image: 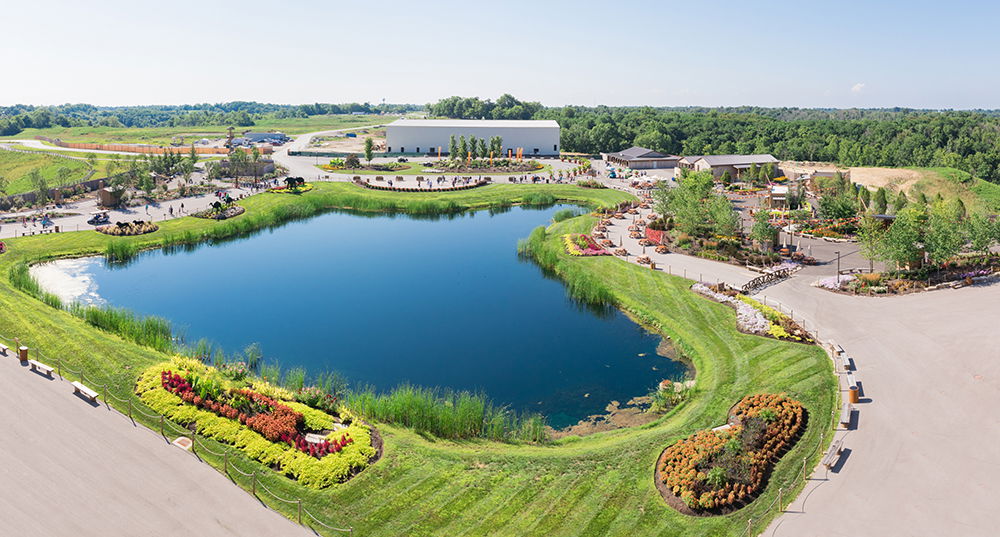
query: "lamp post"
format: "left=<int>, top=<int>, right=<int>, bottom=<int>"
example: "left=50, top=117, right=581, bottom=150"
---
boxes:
left=835, top=250, right=841, bottom=284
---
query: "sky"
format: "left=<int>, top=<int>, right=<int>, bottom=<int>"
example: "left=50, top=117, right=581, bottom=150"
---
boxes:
left=2, top=0, right=998, bottom=109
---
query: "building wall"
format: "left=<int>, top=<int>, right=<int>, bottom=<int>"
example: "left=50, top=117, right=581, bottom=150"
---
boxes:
left=386, top=125, right=560, bottom=156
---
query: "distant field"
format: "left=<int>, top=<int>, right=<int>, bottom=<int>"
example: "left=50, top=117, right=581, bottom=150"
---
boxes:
left=0, top=114, right=395, bottom=146
left=0, top=151, right=95, bottom=195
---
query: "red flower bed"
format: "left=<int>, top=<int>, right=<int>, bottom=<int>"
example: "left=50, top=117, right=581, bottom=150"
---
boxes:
left=645, top=228, right=665, bottom=244
left=160, top=370, right=350, bottom=459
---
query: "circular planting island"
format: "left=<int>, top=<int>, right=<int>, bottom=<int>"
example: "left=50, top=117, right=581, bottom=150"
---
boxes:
left=96, top=221, right=159, bottom=236
left=655, top=393, right=806, bottom=515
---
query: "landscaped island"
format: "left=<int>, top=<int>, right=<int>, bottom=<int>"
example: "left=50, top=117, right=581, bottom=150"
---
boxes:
left=0, top=181, right=836, bottom=536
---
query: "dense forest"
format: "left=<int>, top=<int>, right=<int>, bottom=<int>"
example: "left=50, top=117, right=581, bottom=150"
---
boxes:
left=0, top=101, right=420, bottom=135
left=429, top=96, right=1000, bottom=181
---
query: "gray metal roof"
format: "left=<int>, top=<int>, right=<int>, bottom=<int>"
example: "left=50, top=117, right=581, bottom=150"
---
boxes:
left=678, top=155, right=704, bottom=164
left=608, top=146, right=678, bottom=160
left=387, top=119, right=559, bottom=128
left=695, top=154, right=778, bottom=166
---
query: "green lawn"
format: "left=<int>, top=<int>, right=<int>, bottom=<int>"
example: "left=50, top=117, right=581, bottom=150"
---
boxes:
left=320, top=162, right=554, bottom=176
left=0, top=182, right=836, bottom=536
left=0, top=150, right=95, bottom=195
left=0, top=115, right=395, bottom=146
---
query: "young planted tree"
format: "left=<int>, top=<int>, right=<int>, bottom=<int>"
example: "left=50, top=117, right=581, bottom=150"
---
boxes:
left=719, top=169, right=732, bottom=186
left=856, top=216, right=885, bottom=264
left=364, top=137, right=374, bottom=164
left=448, top=135, right=458, bottom=160
left=86, top=153, right=98, bottom=170
left=0, top=174, right=8, bottom=197
left=344, top=153, right=361, bottom=168
left=880, top=206, right=924, bottom=269
left=859, top=186, right=871, bottom=210
left=892, top=191, right=908, bottom=213
left=873, top=187, right=888, bottom=214
left=924, top=201, right=964, bottom=265
left=708, top=195, right=739, bottom=237
left=966, top=214, right=998, bottom=256
left=458, top=136, right=468, bottom=161
left=188, top=145, right=199, bottom=166
left=27, top=170, right=48, bottom=205
left=750, top=210, right=777, bottom=247
left=477, top=138, right=487, bottom=160
left=251, top=146, right=261, bottom=185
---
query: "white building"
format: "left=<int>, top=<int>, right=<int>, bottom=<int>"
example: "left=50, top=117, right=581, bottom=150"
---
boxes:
left=385, top=119, right=561, bottom=156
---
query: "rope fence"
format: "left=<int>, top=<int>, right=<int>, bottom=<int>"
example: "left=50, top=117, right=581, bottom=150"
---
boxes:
left=0, top=333, right=355, bottom=535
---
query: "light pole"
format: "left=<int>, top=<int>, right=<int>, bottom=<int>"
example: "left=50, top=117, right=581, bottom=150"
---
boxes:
left=835, top=250, right=841, bottom=283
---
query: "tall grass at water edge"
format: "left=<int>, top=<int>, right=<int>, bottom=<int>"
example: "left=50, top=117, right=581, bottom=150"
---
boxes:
left=517, top=225, right=615, bottom=306
left=347, top=383, right=547, bottom=443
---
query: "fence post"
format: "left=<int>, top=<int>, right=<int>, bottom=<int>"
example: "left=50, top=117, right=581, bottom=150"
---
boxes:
left=778, top=487, right=783, bottom=512
left=103, top=384, right=108, bottom=405
left=224, top=450, right=229, bottom=475
left=57, top=359, right=62, bottom=380
left=159, top=415, right=165, bottom=437
left=802, top=457, right=808, bottom=480
left=252, top=472, right=257, bottom=496
left=297, top=499, right=302, bottom=524
left=128, top=398, right=133, bottom=420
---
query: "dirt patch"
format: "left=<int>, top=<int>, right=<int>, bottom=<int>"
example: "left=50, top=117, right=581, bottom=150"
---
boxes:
left=549, top=396, right=660, bottom=438
left=848, top=167, right=923, bottom=193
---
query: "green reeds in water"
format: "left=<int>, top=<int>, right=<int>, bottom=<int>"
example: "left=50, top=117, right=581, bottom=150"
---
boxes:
left=347, top=383, right=548, bottom=443
left=104, top=239, right=139, bottom=264
left=67, top=303, right=174, bottom=353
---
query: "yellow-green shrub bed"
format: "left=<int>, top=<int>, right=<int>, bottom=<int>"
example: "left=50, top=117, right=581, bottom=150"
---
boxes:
left=135, top=357, right=376, bottom=488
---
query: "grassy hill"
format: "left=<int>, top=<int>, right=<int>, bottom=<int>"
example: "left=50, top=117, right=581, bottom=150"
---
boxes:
left=0, top=115, right=394, bottom=146
left=907, top=167, right=1000, bottom=214
left=0, top=150, right=94, bottom=195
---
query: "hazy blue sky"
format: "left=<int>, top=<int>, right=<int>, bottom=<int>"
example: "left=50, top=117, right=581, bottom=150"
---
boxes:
left=3, top=0, right=997, bottom=109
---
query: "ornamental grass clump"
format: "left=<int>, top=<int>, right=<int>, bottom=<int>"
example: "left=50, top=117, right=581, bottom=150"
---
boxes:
left=657, top=393, right=805, bottom=512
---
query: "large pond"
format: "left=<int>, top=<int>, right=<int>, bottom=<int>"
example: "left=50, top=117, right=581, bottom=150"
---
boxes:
left=34, top=205, right=686, bottom=428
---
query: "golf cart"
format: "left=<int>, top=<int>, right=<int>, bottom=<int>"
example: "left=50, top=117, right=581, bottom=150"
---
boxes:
left=87, top=211, right=110, bottom=226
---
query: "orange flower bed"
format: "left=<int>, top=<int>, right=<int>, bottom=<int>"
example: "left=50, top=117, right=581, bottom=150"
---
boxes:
left=657, top=393, right=805, bottom=513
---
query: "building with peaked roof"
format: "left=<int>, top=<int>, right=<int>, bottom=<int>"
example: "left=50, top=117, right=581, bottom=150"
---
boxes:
left=604, top=147, right=681, bottom=169
left=385, top=119, right=560, bottom=156
left=679, top=154, right=779, bottom=179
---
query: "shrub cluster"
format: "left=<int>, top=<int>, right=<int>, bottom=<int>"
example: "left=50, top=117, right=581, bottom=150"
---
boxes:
left=96, top=221, right=159, bottom=236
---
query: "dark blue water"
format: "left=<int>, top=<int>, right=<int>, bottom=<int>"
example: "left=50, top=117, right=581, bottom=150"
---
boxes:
left=63, top=206, right=684, bottom=428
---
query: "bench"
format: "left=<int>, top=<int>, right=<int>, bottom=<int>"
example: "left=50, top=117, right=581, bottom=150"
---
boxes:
left=845, top=373, right=857, bottom=390
left=840, top=354, right=852, bottom=372
left=28, top=359, right=54, bottom=377
left=839, top=402, right=852, bottom=428
left=831, top=342, right=845, bottom=356
left=72, top=381, right=99, bottom=403
left=821, top=439, right=845, bottom=470
left=0, top=343, right=7, bottom=355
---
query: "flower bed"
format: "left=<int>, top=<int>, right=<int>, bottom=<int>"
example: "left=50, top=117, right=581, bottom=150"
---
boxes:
left=656, top=393, right=806, bottom=514
left=562, top=234, right=610, bottom=256
left=691, top=283, right=813, bottom=343
left=268, top=183, right=315, bottom=194
left=192, top=205, right=245, bottom=220
left=96, top=221, right=159, bottom=236
left=136, top=357, right=377, bottom=488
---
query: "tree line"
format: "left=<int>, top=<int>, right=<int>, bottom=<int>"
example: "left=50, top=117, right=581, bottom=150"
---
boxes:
left=427, top=96, right=1000, bottom=181
left=0, top=101, right=421, bottom=135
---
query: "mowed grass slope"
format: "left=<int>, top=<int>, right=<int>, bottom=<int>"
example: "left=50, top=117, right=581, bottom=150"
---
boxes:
left=0, top=115, right=394, bottom=145
left=0, top=150, right=94, bottom=194
left=0, top=183, right=836, bottom=536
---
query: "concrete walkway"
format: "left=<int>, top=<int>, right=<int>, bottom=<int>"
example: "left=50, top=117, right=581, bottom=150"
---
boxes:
left=0, top=351, right=312, bottom=536
left=594, top=199, right=1000, bottom=536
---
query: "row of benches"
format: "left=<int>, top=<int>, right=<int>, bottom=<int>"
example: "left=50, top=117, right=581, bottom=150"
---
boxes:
left=824, top=339, right=862, bottom=471
left=6, top=345, right=101, bottom=404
